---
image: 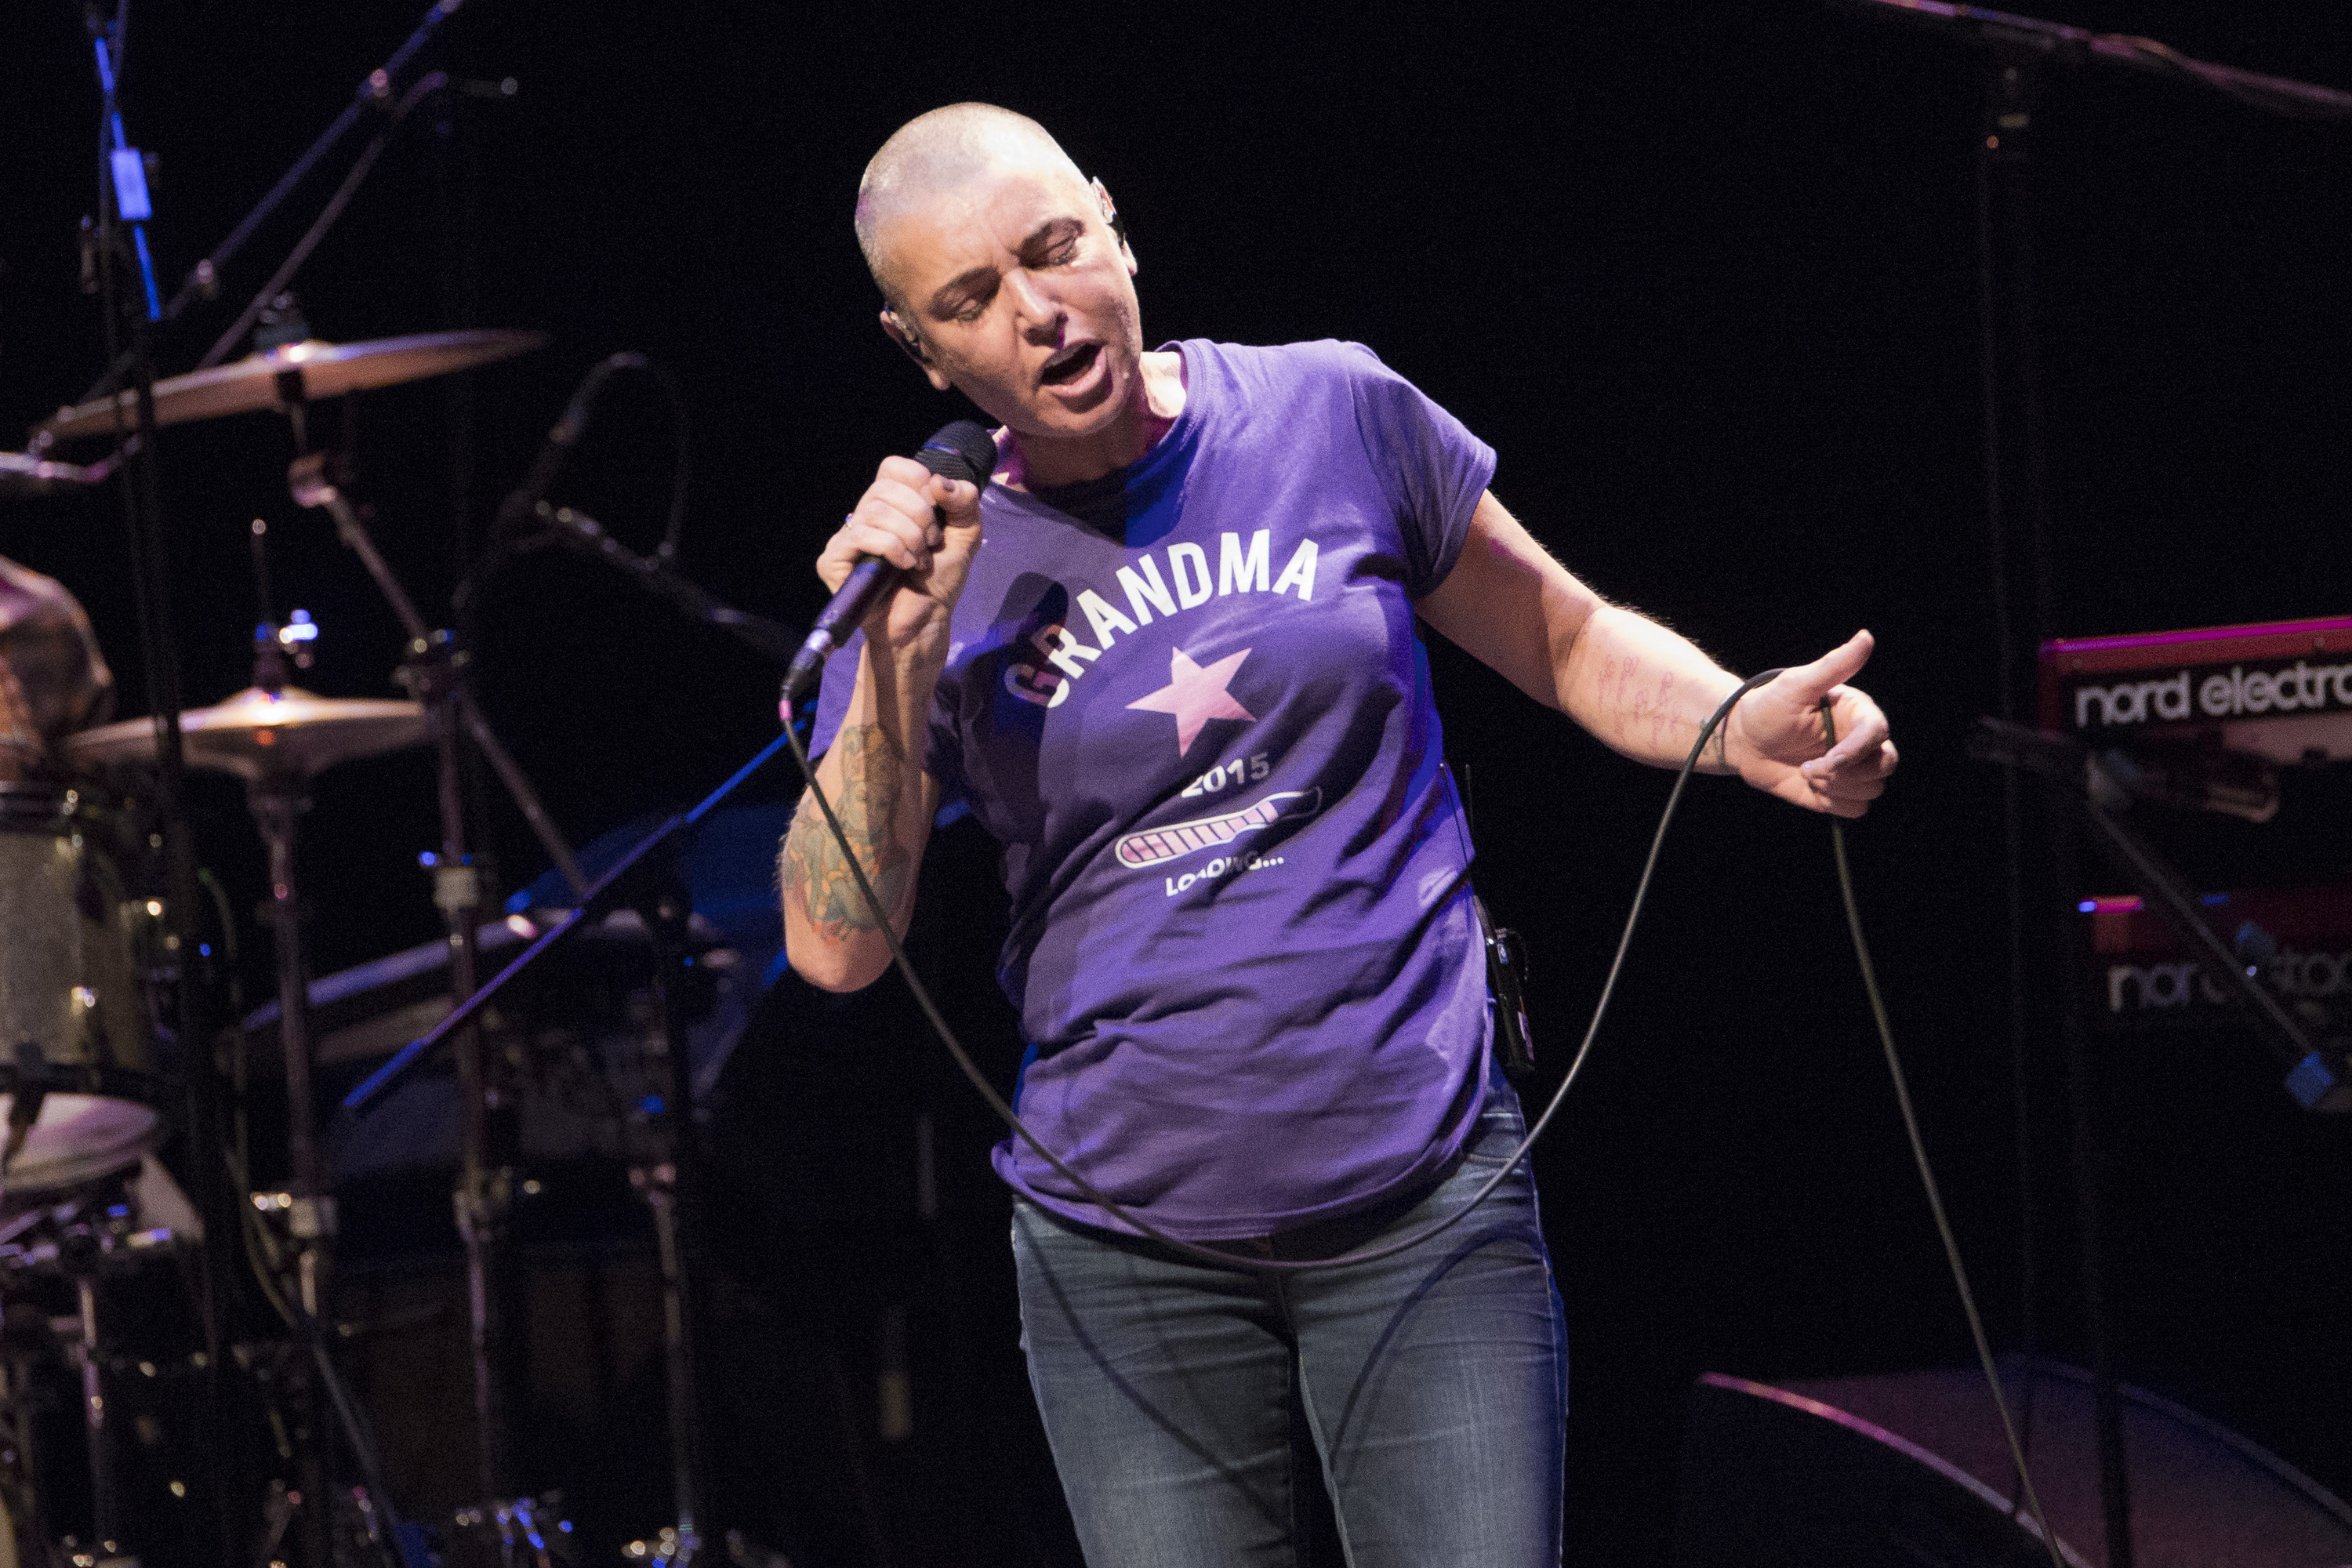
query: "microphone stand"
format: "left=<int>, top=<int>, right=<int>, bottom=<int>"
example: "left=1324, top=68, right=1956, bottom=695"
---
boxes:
left=1969, top=720, right=2346, bottom=1096
left=1969, top=717, right=2351, bottom=1568
left=1831, top=1, right=2352, bottom=119
left=76, top=9, right=250, bottom=1563
left=1829, top=13, right=2352, bottom=1564
left=70, top=0, right=477, bottom=405
left=535, top=504, right=799, bottom=665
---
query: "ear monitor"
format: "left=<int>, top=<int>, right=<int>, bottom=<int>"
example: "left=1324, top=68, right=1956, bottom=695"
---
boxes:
left=1090, top=175, right=1129, bottom=248
left=890, top=314, right=934, bottom=368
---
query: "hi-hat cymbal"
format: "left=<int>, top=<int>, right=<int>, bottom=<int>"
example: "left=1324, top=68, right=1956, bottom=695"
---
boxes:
left=31, top=328, right=546, bottom=446
left=67, top=686, right=428, bottom=781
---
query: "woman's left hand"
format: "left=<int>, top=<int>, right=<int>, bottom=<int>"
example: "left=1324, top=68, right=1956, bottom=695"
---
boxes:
left=1728, top=630, right=1900, bottom=818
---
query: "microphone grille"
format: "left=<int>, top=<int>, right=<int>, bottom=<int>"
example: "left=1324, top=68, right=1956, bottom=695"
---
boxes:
left=916, top=419, right=1000, bottom=488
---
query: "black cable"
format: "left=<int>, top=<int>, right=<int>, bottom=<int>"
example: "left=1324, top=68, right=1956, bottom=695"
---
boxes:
left=450, top=527, right=562, bottom=616
left=1821, top=702, right=2065, bottom=1568
left=466, top=352, right=691, bottom=579
left=785, top=666, right=1788, bottom=1274
left=796, top=634, right=2075, bottom=1559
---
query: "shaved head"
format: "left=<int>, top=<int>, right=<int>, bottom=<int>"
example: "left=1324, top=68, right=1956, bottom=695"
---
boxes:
left=855, top=103, right=1089, bottom=309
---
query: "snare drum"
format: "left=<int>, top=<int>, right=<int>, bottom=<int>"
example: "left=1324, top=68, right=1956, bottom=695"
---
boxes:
left=0, top=784, right=159, bottom=1192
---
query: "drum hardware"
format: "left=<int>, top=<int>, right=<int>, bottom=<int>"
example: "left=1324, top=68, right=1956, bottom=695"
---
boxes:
left=65, top=606, right=435, bottom=1566
left=284, top=428, right=590, bottom=1559
left=448, top=1496, right=573, bottom=1568
left=249, top=1480, right=293, bottom=1568
left=2, top=1344, right=48, bottom=1568
left=350, top=725, right=800, bottom=1568
left=0, top=456, right=110, bottom=501
left=358, top=826, right=713, bottom=1563
left=34, top=10, right=530, bottom=1558
left=0, top=1165, right=207, bottom=1568
left=42, top=331, right=583, bottom=1564
left=238, top=760, right=411, bottom=1568
left=231, top=1203, right=416, bottom=1568
left=67, top=1270, right=120, bottom=1562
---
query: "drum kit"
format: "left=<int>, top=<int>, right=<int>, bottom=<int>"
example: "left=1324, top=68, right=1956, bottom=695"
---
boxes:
left=1, top=6, right=830, bottom=1559
left=5, top=318, right=776, bottom=1568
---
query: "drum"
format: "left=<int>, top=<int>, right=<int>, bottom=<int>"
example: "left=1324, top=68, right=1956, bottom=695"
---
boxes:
left=0, top=784, right=159, bottom=1193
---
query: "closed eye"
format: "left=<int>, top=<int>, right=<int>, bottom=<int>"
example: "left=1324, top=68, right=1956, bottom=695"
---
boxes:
left=929, top=216, right=1089, bottom=322
left=1022, top=218, right=1087, bottom=270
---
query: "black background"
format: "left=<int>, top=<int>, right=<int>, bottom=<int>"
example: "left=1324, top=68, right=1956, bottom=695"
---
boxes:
left=3, top=2, right=2349, bottom=1563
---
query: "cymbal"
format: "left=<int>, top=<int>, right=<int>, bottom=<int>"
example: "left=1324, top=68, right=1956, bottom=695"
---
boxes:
left=67, top=685, right=428, bottom=781
left=0, top=1092, right=159, bottom=1195
left=31, top=328, right=546, bottom=446
left=0, top=451, right=103, bottom=497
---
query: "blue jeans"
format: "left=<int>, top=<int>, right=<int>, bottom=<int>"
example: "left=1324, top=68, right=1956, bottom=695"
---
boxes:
left=1011, top=1083, right=1567, bottom=1567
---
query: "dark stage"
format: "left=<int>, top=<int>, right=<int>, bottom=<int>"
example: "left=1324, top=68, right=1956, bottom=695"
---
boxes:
left=2, top=2, right=2348, bottom=1563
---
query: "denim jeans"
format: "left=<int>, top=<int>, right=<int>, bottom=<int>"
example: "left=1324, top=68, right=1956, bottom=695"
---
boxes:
left=1011, top=1082, right=1567, bottom=1567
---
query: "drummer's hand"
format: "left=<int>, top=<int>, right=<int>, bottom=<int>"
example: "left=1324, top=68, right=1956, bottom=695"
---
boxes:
left=818, top=456, right=986, bottom=652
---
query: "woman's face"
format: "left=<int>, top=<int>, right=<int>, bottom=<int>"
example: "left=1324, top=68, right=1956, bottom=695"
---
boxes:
left=873, top=158, right=1145, bottom=456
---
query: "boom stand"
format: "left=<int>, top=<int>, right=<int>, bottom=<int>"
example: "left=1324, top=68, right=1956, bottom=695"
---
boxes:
left=288, top=449, right=587, bottom=1564
left=1832, top=8, right=2352, bottom=1563
left=347, top=729, right=807, bottom=1568
left=627, top=880, right=709, bottom=1568
left=75, top=7, right=249, bottom=1559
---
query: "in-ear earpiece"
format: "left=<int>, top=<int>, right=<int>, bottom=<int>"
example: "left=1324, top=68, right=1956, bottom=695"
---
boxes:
left=890, top=312, right=933, bottom=368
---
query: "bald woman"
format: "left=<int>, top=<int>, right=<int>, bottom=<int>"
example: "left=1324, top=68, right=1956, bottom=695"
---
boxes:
left=782, top=104, right=1895, bottom=1567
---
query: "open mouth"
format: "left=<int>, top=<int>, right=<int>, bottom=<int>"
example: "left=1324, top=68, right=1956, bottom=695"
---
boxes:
left=1040, top=341, right=1102, bottom=387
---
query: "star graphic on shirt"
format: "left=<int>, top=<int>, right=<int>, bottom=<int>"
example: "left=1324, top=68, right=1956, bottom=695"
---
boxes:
left=1127, top=646, right=1256, bottom=757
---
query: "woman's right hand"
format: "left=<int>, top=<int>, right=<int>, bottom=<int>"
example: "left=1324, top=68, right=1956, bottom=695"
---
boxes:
left=817, top=454, right=987, bottom=651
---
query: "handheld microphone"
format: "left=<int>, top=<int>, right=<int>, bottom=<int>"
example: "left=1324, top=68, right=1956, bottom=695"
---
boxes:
left=780, top=419, right=996, bottom=708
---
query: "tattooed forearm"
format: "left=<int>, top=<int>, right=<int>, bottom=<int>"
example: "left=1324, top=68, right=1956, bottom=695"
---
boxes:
left=781, top=724, right=912, bottom=937
left=1595, top=631, right=1736, bottom=771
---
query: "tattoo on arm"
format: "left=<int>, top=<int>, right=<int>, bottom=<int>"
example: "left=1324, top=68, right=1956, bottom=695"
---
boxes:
left=780, top=724, right=913, bottom=938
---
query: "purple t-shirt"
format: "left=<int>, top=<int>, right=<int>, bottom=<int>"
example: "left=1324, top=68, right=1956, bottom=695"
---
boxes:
left=811, top=339, right=1497, bottom=1239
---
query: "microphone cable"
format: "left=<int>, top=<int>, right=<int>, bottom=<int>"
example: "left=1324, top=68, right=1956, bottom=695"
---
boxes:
left=1824, top=703, right=2064, bottom=1566
left=782, top=666, right=1789, bottom=1275
left=786, top=662, right=2067, bottom=1561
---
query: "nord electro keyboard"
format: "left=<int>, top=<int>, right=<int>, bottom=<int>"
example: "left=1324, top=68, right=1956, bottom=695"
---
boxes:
left=2078, top=884, right=2352, bottom=1030
left=2040, top=615, right=2352, bottom=764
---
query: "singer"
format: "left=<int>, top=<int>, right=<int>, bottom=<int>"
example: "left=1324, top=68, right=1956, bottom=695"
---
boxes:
left=779, top=104, right=1896, bottom=1567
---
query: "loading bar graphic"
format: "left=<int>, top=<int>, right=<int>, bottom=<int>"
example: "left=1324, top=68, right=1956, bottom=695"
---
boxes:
left=1114, top=788, right=1323, bottom=869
